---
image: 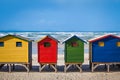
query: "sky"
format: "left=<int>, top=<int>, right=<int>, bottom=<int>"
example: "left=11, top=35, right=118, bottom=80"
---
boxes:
left=0, top=0, right=120, bottom=31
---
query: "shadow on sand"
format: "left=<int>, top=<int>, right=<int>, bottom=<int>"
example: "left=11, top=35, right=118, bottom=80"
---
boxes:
left=0, top=64, right=120, bottom=72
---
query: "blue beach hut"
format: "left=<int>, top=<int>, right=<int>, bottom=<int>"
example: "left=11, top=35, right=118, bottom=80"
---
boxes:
left=88, top=34, right=120, bottom=72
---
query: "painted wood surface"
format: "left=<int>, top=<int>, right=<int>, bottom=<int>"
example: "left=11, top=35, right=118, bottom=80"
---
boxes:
left=0, top=35, right=29, bottom=63
left=64, top=36, right=84, bottom=63
left=38, top=36, right=58, bottom=63
left=91, top=36, right=120, bottom=62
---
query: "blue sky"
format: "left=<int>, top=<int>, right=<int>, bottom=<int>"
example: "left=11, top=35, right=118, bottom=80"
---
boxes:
left=0, top=0, right=120, bottom=31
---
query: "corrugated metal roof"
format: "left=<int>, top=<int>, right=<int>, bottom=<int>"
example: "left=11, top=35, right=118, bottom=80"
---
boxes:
left=0, top=34, right=32, bottom=42
left=88, top=34, right=120, bottom=42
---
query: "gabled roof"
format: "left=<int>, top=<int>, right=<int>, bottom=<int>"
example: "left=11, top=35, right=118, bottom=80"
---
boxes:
left=0, top=34, right=32, bottom=42
left=88, top=34, right=120, bottom=42
left=63, top=35, right=87, bottom=43
left=37, top=35, right=59, bottom=43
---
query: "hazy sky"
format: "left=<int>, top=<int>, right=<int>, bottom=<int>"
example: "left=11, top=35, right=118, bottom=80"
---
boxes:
left=0, top=0, right=120, bottom=31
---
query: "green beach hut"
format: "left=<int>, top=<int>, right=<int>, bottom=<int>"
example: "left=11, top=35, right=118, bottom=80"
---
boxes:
left=63, top=35, right=86, bottom=72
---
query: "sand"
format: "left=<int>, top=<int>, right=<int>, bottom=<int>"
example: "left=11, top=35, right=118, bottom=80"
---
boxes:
left=0, top=54, right=120, bottom=80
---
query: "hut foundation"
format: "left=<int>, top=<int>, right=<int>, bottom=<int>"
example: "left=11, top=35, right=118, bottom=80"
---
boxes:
left=39, top=63, right=57, bottom=72
left=0, top=63, right=31, bottom=72
left=91, top=62, right=120, bottom=72
left=64, top=63, right=82, bottom=72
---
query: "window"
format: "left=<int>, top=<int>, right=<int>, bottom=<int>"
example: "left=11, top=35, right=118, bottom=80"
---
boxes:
left=16, top=42, right=22, bottom=47
left=98, top=42, right=104, bottom=47
left=44, top=42, right=51, bottom=47
left=117, top=42, right=120, bottom=47
left=71, top=42, right=78, bottom=47
left=0, top=42, right=4, bottom=47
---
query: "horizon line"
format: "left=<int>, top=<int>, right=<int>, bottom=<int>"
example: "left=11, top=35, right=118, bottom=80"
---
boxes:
left=0, top=31, right=120, bottom=32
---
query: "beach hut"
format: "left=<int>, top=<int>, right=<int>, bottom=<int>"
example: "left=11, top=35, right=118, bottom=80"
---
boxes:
left=63, top=35, right=86, bottom=72
left=37, top=35, right=59, bottom=72
left=88, top=34, right=120, bottom=72
left=0, top=34, right=32, bottom=72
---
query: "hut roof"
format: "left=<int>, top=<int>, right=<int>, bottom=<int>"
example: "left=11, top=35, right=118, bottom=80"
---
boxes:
left=88, top=34, right=120, bottom=42
left=0, top=34, right=32, bottom=42
left=63, top=35, right=87, bottom=43
left=37, top=35, right=59, bottom=43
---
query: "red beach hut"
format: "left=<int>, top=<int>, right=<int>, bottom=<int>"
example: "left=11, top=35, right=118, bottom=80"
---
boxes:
left=37, top=35, right=59, bottom=72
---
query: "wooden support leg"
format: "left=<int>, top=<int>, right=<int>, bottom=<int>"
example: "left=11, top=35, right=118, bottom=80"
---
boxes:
left=26, top=64, right=30, bottom=70
left=55, top=64, right=57, bottom=72
left=91, top=64, right=99, bottom=72
left=105, top=64, right=107, bottom=69
left=0, top=64, right=5, bottom=69
left=94, top=64, right=99, bottom=71
left=64, top=64, right=66, bottom=72
left=89, top=62, right=92, bottom=69
left=50, top=64, right=57, bottom=72
left=39, top=64, right=46, bottom=72
left=80, top=64, right=82, bottom=68
left=55, top=64, right=57, bottom=69
left=39, top=64, right=41, bottom=72
left=107, top=64, right=110, bottom=72
left=8, top=64, right=11, bottom=73
left=12, top=64, right=15, bottom=70
left=22, top=64, right=29, bottom=72
left=7, top=64, right=9, bottom=69
left=66, top=64, right=71, bottom=72
left=41, top=65, right=46, bottom=71
left=91, top=63, right=94, bottom=72
left=76, top=64, right=82, bottom=72
left=30, top=61, right=32, bottom=70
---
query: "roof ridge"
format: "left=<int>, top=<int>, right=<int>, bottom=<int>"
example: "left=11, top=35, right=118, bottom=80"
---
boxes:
left=62, top=35, right=87, bottom=43
left=88, top=34, right=120, bottom=42
left=37, top=35, right=59, bottom=42
left=0, top=34, right=31, bottom=42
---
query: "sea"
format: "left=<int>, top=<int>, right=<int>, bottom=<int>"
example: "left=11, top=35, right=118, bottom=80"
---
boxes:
left=0, top=31, right=120, bottom=54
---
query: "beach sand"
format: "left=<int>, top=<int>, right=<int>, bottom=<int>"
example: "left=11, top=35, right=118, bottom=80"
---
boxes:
left=0, top=54, right=120, bottom=80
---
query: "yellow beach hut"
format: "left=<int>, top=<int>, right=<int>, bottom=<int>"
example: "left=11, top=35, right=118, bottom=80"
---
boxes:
left=0, top=34, right=32, bottom=72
